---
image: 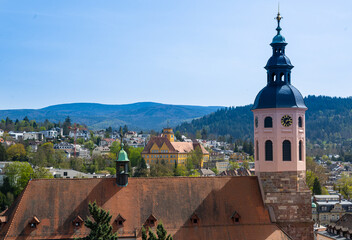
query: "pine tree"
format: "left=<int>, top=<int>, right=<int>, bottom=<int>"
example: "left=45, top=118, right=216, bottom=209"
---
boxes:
left=312, top=177, right=322, bottom=195
left=141, top=223, right=173, bottom=240
left=77, top=202, right=118, bottom=240
left=0, top=144, right=7, bottom=161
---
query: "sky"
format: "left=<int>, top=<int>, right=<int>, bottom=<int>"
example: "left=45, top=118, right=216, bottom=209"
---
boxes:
left=0, top=0, right=351, bottom=109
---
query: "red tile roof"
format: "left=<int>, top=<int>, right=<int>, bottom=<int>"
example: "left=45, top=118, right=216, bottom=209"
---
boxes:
left=0, top=176, right=291, bottom=240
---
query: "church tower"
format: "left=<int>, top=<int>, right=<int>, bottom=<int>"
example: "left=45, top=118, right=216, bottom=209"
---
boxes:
left=252, top=12, right=313, bottom=240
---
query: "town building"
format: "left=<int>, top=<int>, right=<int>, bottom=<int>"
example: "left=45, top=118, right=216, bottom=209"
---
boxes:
left=92, top=146, right=111, bottom=156
left=317, top=214, right=352, bottom=240
left=141, top=128, right=209, bottom=167
left=23, top=132, right=43, bottom=141
left=41, top=128, right=62, bottom=139
left=0, top=12, right=312, bottom=240
left=53, top=142, right=74, bottom=150
left=313, top=195, right=352, bottom=225
left=8, top=131, right=23, bottom=140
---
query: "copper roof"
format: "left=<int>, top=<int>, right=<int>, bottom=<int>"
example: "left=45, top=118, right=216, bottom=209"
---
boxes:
left=0, top=176, right=290, bottom=240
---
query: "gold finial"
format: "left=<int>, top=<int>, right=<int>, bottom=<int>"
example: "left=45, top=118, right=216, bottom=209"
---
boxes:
left=275, top=2, right=282, bottom=21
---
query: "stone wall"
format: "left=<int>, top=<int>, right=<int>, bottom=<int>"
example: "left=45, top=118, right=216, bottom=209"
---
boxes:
left=258, top=171, right=314, bottom=240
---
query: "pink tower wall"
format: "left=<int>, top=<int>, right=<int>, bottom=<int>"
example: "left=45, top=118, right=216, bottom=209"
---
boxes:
left=253, top=108, right=307, bottom=173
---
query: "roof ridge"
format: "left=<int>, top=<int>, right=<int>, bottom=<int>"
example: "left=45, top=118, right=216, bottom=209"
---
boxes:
left=4, top=179, right=32, bottom=239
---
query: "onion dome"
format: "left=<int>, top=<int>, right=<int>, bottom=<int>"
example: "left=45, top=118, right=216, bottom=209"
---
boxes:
left=252, top=11, right=306, bottom=110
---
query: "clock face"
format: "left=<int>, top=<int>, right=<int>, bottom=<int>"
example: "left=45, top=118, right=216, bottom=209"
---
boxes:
left=255, top=117, right=258, bottom=128
left=281, top=115, right=293, bottom=127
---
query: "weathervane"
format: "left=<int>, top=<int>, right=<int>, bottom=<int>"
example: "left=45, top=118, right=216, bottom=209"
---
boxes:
left=275, top=3, right=283, bottom=35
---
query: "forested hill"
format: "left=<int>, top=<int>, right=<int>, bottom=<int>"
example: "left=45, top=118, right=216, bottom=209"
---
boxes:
left=175, top=95, right=352, bottom=144
left=0, top=102, right=221, bottom=130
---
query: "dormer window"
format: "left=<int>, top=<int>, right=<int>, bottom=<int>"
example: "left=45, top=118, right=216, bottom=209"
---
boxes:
left=29, top=216, right=40, bottom=228
left=72, top=215, right=84, bottom=228
left=231, top=211, right=241, bottom=223
left=144, top=214, right=157, bottom=228
left=190, top=213, right=199, bottom=225
left=115, top=214, right=126, bottom=228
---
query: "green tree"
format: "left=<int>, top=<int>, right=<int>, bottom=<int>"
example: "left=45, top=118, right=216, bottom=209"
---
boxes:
left=229, top=161, right=240, bottom=170
left=128, top=147, right=143, bottom=167
left=134, top=158, right=148, bottom=177
left=33, top=167, right=54, bottom=179
left=312, top=177, right=322, bottom=195
left=142, top=223, right=173, bottom=240
left=31, top=142, right=55, bottom=167
left=174, top=164, right=187, bottom=176
left=0, top=144, right=8, bottom=161
left=63, top=116, right=71, bottom=136
left=76, top=201, right=118, bottom=240
left=5, top=162, right=33, bottom=195
left=186, top=147, right=203, bottom=169
left=336, top=174, right=352, bottom=198
left=110, top=141, right=121, bottom=156
left=174, top=131, right=182, bottom=141
left=242, top=160, right=250, bottom=170
left=7, top=144, right=27, bottom=161
left=150, top=162, right=173, bottom=177
left=123, top=125, right=128, bottom=135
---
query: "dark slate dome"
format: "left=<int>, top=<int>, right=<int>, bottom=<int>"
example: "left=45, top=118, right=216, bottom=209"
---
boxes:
left=252, top=84, right=306, bottom=110
left=265, top=54, right=292, bottom=68
left=252, top=11, right=307, bottom=110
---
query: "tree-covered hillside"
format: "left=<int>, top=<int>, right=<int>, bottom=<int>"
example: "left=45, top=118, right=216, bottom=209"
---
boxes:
left=176, top=96, right=352, bottom=153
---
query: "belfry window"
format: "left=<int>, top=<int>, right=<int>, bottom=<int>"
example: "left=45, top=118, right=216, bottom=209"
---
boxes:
left=271, top=73, right=276, bottom=82
left=264, top=117, right=272, bottom=128
left=265, top=140, right=273, bottom=161
left=256, top=141, right=259, bottom=161
left=298, top=117, right=303, bottom=128
left=283, top=140, right=291, bottom=161
left=299, top=141, right=303, bottom=161
left=280, top=73, right=284, bottom=82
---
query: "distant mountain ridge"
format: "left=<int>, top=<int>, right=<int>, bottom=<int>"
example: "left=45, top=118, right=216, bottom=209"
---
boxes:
left=0, top=102, right=222, bottom=130
left=176, top=96, right=352, bottom=145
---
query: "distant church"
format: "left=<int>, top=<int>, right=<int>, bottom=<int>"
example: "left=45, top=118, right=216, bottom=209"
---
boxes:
left=0, top=12, right=313, bottom=240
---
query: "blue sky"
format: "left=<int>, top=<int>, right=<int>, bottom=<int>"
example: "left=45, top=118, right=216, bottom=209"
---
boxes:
left=0, top=0, right=351, bottom=109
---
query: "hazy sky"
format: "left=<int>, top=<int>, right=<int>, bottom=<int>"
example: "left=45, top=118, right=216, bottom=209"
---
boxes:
left=0, top=0, right=351, bottom=109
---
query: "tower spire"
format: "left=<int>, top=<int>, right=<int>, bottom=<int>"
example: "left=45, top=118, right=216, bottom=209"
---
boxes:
left=275, top=7, right=283, bottom=35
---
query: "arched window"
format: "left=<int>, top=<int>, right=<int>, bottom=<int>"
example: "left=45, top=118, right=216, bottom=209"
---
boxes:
left=265, top=140, right=273, bottom=161
left=283, top=140, right=291, bottom=161
left=256, top=141, right=259, bottom=161
left=271, top=73, right=276, bottom=82
left=280, top=73, right=284, bottom=82
left=298, top=117, right=303, bottom=128
left=264, top=117, right=273, bottom=128
left=299, top=140, right=303, bottom=161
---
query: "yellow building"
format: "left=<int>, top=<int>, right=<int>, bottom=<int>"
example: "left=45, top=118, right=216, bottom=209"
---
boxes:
left=142, top=128, right=209, bottom=167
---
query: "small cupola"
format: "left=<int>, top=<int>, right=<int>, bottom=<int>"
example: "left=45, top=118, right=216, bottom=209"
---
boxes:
left=116, top=143, right=130, bottom=187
